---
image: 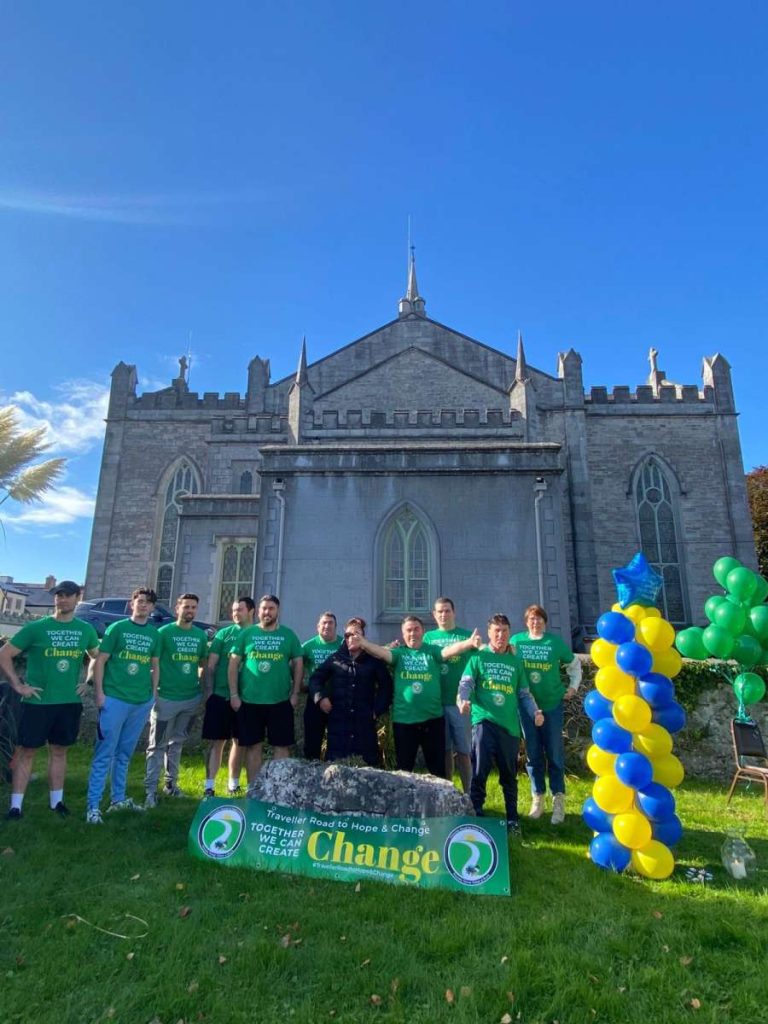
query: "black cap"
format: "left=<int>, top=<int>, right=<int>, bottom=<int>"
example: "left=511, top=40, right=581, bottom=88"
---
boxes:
left=50, top=580, right=82, bottom=596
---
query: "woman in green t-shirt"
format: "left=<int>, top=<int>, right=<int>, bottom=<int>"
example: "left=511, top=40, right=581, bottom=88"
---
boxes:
left=511, top=604, right=582, bottom=825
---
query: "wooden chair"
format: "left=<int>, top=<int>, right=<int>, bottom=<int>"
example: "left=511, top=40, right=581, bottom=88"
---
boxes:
left=726, top=719, right=768, bottom=813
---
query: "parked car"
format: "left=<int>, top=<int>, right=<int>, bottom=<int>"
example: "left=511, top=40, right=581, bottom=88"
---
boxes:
left=75, top=597, right=217, bottom=639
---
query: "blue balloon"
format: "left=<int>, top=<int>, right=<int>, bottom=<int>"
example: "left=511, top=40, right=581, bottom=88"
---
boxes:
left=638, top=672, right=675, bottom=709
left=637, top=782, right=676, bottom=821
left=596, top=611, right=636, bottom=646
left=590, top=832, right=632, bottom=872
left=582, top=797, right=614, bottom=833
left=612, top=552, right=664, bottom=608
left=615, top=751, right=654, bottom=790
left=584, top=690, right=613, bottom=722
left=652, top=814, right=683, bottom=848
left=652, top=701, right=686, bottom=734
left=616, top=641, right=653, bottom=678
left=592, top=717, right=634, bottom=754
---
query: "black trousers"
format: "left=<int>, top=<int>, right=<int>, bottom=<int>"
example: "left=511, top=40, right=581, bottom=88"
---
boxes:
left=470, top=719, right=520, bottom=822
left=393, top=717, right=446, bottom=777
left=303, top=697, right=328, bottom=760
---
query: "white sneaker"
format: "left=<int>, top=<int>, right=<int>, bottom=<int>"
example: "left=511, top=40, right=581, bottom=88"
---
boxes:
left=551, top=793, right=566, bottom=825
left=86, top=807, right=103, bottom=825
left=528, top=794, right=545, bottom=819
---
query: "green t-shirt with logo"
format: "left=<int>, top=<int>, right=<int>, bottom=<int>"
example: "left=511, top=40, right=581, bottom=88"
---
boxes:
left=423, top=626, right=472, bottom=705
left=510, top=631, right=574, bottom=712
left=302, top=635, right=343, bottom=682
left=101, top=618, right=162, bottom=704
left=462, top=647, right=527, bottom=736
left=209, top=623, right=243, bottom=698
left=11, top=616, right=99, bottom=705
left=389, top=643, right=444, bottom=724
left=232, top=625, right=303, bottom=705
left=157, top=623, right=207, bottom=701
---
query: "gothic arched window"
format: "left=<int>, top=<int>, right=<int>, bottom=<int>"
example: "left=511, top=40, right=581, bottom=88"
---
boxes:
left=239, top=470, right=253, bottom=495
left=217, top=542, right=255, bottom=620
left=378, top=504, right=438, bottom=616
left=634, top=456, right=686, bottom=624
left=154, top=459, right=201, bottom=604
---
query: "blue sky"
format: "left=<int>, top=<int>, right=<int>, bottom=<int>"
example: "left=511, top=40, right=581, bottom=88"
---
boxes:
left=1, top=2, right=766, bottom=585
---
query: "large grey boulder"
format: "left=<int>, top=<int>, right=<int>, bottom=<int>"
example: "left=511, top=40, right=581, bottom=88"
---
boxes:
left=246, top=758, right=474, bottom=817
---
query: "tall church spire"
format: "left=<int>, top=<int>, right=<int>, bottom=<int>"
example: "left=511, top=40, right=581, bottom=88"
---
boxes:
left=398, top=246, right=426, bottom=318
left=296, top=335, right=308, bottom=386
left=515, top=330, right=528, bottom=382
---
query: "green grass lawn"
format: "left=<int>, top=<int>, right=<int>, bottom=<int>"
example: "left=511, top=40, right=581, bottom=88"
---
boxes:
left=2, top=747, right=767, bottom=1024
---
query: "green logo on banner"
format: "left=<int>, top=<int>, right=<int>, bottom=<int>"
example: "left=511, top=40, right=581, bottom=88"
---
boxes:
left=443, top=825, right=499, bottom=886
left=198, top=805, right=247, bottom=860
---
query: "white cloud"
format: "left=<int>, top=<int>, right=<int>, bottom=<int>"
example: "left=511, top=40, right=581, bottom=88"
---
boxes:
left=3, top=485, right=96, bottom=529
left=4, top=379, right=110, bottom=455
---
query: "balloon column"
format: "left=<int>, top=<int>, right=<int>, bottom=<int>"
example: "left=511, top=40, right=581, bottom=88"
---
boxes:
left=675, top=556, right=768, bottom=722
left=584, top=553, right=685, bottom=880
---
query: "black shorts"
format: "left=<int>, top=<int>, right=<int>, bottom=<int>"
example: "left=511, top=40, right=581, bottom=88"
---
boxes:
left=202, top=694, right=238, bottom=741
left=17, top=702, right=83, bottom=749
left=236, top=700, right=295, bottom=748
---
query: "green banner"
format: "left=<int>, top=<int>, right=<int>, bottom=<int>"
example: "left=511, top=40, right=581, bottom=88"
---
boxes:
left=189, top=798, right=510, bottom=896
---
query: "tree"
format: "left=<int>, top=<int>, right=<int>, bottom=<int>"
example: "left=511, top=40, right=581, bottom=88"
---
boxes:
left=0, top=405, right=66, bottom=514
left=746, top=466, right=768, bottom=578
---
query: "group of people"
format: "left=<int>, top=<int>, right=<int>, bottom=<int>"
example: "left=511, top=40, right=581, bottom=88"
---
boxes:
left=1, top=581, right=581, bottom=833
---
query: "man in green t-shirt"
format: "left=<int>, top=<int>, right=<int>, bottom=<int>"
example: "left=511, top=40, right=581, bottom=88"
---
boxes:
left=359, top=615, right=480, bottom=778
left=86, top=587, right=161, bottom=823
left=424, top=596, right=472, bottom=792
left=511, top=604, right=582, bottom=825
left=228, top=594, right=303, bottom=783
left=201, top=596, right=255, bottom=797
left=458, top=613, right=543, bottom=834
left=144, top=593, right=208, bottom=805
left=302, top=610, right=342, bottom=760
left=1, top=580, right=98, bottom=819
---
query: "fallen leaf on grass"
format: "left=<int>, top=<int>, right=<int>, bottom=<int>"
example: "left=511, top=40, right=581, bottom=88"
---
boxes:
left=130, top=873, right=140, bottom=881
left=104, top=1008, right=116, bottom=1019
left=500, top=955, right=509, bottom=964
left=280, top=934, right=292, bottom=948
left=188, top=981, right=199, bottom=993
left=126, top=952, right=135, bottom=961
left=360, top=959, right=371, bottom=968
left=339, top=935, right=347, bottom=943
left=390, top=978, right=399, bottom=994
left=445, top=989, right=455, bottom=1005
left=690, top=998, right=702, bottom=1011
left=460, top=986, right=472, bottom=998
left=329, top=1012, right=336, bottom=1018
left=680, top=956, right=694, bottom=966
left=500, top=1014, right=513, bottom=1023
left=662, top=945, right=670, bottom=953
left=652, top=910, right=663, bottom=920
left=618, top=987, right=626, bottom=993
left=218, top=956, right=227, bottom=965
left=2, top=847, right=14, bottom=856
left=175, top=883, right=185, bottom=891
left=178, top=906, right=192, bottom=919
left=370, top=994, right=382, bottom=1006
left=354, top=883, right=361, bottom=893
left=506, top=992, right=515, bottom=1003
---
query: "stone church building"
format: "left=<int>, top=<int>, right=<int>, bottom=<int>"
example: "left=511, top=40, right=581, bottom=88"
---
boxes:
left=84, top=260, right=755, bottom=645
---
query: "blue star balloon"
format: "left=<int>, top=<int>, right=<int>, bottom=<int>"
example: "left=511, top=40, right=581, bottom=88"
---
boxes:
left=612, top=552, right=664, bottom=608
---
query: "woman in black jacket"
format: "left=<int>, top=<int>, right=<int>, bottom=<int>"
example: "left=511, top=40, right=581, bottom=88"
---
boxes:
left=307, top=618, right=392, bottom=766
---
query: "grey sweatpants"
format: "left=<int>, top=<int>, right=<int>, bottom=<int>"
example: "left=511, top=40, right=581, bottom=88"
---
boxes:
left=144, top=695, right=202, bottom=791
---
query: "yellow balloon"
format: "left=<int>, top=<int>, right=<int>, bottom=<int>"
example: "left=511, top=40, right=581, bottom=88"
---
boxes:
left=586, top=744, right=617, bottom=776
left=633, top=724, right=673, bottom=758
left=613, top=694, right=653, bottom=733
left=631, top=839, right=675, bottom=880
left=652, top=647, right=683, bottom=678
left=591, top=638, right=618, bottom=669
left=611, top=602, right=624, bottom=613
left=622, top=604, right=648, bottom=625
left=593, top=774, right=635, bottom=814
left=594, top=665, right=636, bottom=701
left=642, top=606, right=662, bottom=619
left=613, top=811, right=653, bottom=850
left=652, top=754, right=685, bottom=789
left=637, top=617, right=675, bottom=653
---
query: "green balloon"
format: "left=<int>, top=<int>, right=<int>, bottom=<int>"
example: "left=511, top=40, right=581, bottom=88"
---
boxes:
left=750, top=606, right=768, bottom=642
left=727, top=567, right=758, bottom=602
left=713, top=556, right=741, bottom=588
left=714, top=600, right=747, bottom=635
left=732, top=634, right=762, bottom=667
left=734, top=672, right=766, bottom=705
left=751, top=576, right=768, bottom=607
left=704, top=595, right=726, bottom=623
left=675, top=627, right=708, bottom=660
left=702, top=624, right=735, bottom=660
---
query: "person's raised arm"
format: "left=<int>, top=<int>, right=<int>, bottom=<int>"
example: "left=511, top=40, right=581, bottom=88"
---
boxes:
left=357, top=636, right=394, bottom=664
left=441, top=629, right=482, bottom=660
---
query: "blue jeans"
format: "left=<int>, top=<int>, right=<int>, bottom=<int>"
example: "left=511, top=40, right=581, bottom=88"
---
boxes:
left=519, top=701, right=565, bottom=796
left=470, top=719, right=520, bottom=822
left=87, top=695, right=154, bottom=808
